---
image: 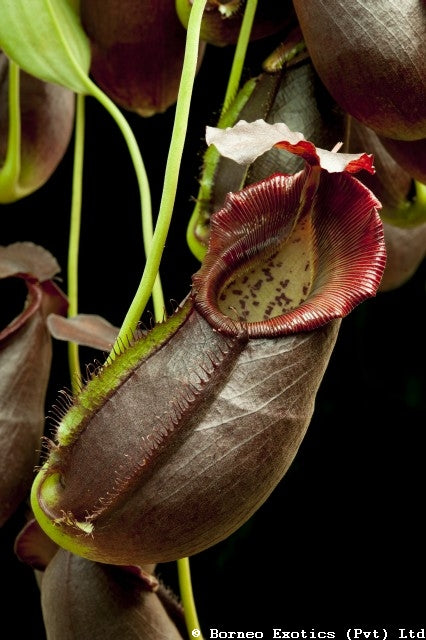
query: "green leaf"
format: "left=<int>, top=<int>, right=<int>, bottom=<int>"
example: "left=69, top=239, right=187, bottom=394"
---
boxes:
left=0, top=0, right=91, bottom=94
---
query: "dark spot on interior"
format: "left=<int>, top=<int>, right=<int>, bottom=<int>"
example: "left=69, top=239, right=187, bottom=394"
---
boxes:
left=262, top=268, right=273, bottom=281
left=275, top=292, right=292, bottom=306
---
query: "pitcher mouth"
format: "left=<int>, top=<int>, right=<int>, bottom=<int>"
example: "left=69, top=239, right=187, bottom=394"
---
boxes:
left=192, top=162, right=385, bottom=338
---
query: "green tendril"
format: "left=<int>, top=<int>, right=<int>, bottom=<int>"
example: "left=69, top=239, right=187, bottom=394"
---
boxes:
left=67, top=93, right=85, bottom=393
left=108, top=0, right=208, bottom=355
left=178, top=556, right=204, bottom=640
left=219, top=0, right=258, bottom=120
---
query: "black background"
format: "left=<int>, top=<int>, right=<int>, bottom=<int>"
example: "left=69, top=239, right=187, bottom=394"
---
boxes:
left=1, top=35, right=425, bottom=638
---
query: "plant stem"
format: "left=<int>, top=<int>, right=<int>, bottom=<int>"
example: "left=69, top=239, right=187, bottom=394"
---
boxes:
left=67, top=93, right=85, bottom=392
left=219, top=0, right=258, bottom=121
left=178, top=557, right=203, bottom=639
left=108, top=0, right=208, bottom=353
